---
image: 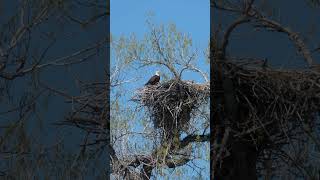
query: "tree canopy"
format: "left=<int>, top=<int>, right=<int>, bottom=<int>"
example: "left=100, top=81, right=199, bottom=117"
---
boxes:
left=110, top=20, right=210, bottom=179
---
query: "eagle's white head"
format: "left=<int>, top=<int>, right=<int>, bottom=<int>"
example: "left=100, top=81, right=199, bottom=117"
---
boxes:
left=155, top=70, right=160, bottom=76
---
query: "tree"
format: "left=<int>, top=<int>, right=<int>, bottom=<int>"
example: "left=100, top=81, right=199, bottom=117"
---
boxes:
left=0, top=0, right=108, bottom=178
left=212, top=0, right=320, bottom=179
left=109, top=20, right=210, bottom=179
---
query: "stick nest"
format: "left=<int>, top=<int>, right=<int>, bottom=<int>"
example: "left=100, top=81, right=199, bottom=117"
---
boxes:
left=134, top=80, right=209, bottom=138
left=216, top=61, right=320, bottom=147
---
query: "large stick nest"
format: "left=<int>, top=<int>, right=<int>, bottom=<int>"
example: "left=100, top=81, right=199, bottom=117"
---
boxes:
left=134, top=80, right=209, bottom=138
left=217, top=61, right=320, bottom=147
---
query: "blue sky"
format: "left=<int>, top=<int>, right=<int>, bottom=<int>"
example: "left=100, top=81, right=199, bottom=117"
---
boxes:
left=111, top=0, right=210, bottom=97
left=111, top=0, right=210, bottom=179
left=111, top=1, right=209, bottom=44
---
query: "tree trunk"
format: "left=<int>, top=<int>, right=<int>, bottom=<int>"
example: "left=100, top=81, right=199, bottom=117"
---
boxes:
left=211, top=61, right=258, bottom=180
left=214, top=140, right=258, bottom=180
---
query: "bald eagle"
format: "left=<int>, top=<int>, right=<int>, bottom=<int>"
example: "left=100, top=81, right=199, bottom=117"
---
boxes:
left=145, top=70, right=160, bottom=86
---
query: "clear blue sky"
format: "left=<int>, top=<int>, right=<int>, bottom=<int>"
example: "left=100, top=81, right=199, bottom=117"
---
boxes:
left=111, top=1, right=209, bottom=45
left=111, top=0, right=210, bottom=179
left=111, top=0, right=210, bottom=93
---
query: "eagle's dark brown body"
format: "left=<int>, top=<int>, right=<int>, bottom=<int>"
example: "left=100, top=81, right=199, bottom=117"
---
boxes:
left=145, top=75, right=160, bottom=85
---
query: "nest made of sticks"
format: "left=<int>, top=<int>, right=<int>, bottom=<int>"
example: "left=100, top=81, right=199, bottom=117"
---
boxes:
left=134, top=80, right=209, bottom=139
left=216, top=60, right=320, bottom=147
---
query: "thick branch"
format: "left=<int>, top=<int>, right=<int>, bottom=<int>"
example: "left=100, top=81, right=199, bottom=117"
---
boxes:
left=221, top=16, right=250, bottom=58
left=180, top=134, right=210, bottom=149
left=250, top=9, right=314, bottom=67
left=219, top=0, right=255, bottom=58
left=119, top=133, right=210, bottom=179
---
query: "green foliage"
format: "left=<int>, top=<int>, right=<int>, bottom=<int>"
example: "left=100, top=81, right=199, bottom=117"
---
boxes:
left=112, top=19, right=203, bottom=79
